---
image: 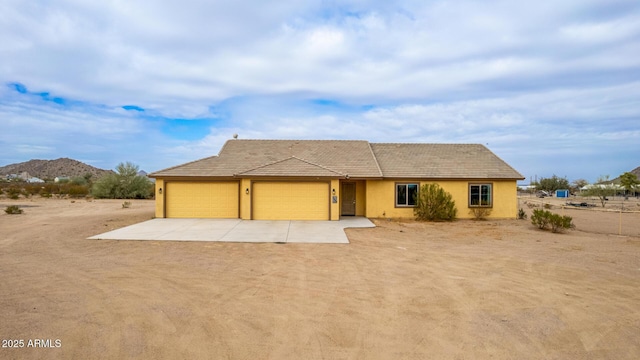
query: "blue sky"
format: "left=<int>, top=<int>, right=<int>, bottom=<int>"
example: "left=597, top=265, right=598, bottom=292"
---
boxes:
left=1, top=0, right=639, bottom=183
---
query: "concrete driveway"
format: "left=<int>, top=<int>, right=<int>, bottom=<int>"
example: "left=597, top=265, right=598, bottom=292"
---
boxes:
left=88, top=217, right=375, bottom=244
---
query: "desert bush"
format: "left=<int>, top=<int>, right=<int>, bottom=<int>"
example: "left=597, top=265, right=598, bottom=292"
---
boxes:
left=7, top=187, right=21, bottom=200
left=92, top=162, right=153, bottom=199
left=70, top=176, right=88, bottom=186
left=470, top=207, right=491, bottom=220
left=549, top=213, right=574, bottom=233
left=531, top=209, right=574, bottom=233
left=122, top=201, right=131, bottom=208
left=414, top=183, right=457, bottom=221
left=543, top=203, right=552, bottom=209
left=67, top=184, right=90, bottom=198
left=517, top=208, right=527, bottom=220
left=531, top=209, right=549, bottom=229
left=5, top=205, right=23, bottom=214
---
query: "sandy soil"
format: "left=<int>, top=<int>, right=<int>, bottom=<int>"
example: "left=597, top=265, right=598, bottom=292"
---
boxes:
left=1, top=198, right=639, bottom=359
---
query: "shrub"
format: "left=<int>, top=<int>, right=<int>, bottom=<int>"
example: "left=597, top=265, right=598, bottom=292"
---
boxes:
left=122, top=201, right=131, bottom=208
left=92, top=162, right=153, bottom=199
left=5, top=205, right=23, bottom=214
left=470, top=207, right=491, bottom=220
left=531, top=209, right=574, bottom=233
left=414, top=183, right=457, bottom=221
left=517, top=208, right=527, bottom=220
left=549, top=213, right=575, bottom=233
left=531, top=209, right=550, bottom=229
left=7, top=187, right=20, bottom=200
left=67, top=184, right=90, bottom=198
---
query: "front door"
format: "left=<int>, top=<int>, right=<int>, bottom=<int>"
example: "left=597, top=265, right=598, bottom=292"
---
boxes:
left=341, top=182, right=356, bottom=216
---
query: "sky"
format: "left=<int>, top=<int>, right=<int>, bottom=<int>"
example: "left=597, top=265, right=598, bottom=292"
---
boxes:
left=1, top=0, right=639, bottom=184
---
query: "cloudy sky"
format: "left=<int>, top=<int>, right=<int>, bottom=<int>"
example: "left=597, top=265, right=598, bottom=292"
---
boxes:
left=1, top=0, right=639, bottom=183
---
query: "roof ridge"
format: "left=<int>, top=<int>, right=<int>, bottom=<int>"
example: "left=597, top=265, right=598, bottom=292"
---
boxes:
left=235, top=156, right=345, bottom=176
left=367, top=142, right=384, bottom=177
left=371, top=142, right=481, bottom=145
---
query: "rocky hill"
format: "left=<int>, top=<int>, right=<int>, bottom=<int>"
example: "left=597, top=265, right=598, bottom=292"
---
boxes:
left=0, top=158, right=113, bottom=180
left=610, top=166, right=640, bottom=183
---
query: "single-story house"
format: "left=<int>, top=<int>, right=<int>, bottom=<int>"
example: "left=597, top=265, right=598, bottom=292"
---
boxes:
left=149, top=139, right=524, bottom=220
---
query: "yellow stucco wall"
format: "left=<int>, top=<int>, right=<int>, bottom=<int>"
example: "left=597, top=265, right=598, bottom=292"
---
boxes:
left=365, top=179, right=518, bottom=219
left=155, top=178, right=165, bottom=218
left=355, top=180, right=366, bottom=216
left=330, top=179, right=340, bottom=220
left=240, top=178, right=251, bottom=220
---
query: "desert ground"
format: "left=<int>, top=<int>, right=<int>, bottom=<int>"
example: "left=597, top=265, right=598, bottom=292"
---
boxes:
left=1, top=197, right=639, bottom=359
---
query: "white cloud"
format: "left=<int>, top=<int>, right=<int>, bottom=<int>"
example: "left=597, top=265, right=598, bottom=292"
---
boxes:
left=0, top=0, right=638, bottom=181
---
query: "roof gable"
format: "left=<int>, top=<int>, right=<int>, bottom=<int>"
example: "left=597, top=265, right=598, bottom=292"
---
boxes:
left=236, top=156, right=345, bottom=177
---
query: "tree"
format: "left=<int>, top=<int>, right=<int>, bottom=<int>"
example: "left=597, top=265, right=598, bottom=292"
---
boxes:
left=582, top=175, right=614, bottom=207
left=571, top=179, right=588, bottom=193
left=92, top=162, right=153, bottom=199
left=619, top=172, right=639, bottom=196
left=414, top=183, right=457, bottom=221
left=536, top=175, right=570, bottom=193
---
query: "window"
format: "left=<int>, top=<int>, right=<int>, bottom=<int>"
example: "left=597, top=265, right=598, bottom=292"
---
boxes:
left=469, top=184, right=492, bottom=207
left=396, top=183, right=419, bottom=207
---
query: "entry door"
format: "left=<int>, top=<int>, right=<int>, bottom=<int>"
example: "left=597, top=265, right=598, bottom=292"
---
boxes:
left=341, top=183, right=356, bottom=216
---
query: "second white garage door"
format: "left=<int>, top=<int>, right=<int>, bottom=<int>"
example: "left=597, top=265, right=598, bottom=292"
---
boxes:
left=252, top=182, right=330, bottom=220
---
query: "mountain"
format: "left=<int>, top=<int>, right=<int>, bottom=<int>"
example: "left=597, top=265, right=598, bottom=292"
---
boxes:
left=609, top=166, right=640, bottom=184
left=0, top=158, right=113, bottom=180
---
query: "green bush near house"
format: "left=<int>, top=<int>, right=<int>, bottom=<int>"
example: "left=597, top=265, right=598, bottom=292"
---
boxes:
left=470, top=207, right=491, bottom=220
left=414, top=183, right=457, bottom=221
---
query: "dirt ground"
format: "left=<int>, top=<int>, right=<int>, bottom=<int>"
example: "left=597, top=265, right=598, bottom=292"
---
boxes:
left=1, top=198, right=639, bottom=359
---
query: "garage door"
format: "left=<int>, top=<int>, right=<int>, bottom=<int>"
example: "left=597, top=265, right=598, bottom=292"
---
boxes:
left=252, top=182, right=329, bottom=220
left=166, top=182, right=239, bottom=218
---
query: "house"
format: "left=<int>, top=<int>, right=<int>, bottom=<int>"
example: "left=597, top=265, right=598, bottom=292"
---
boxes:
left=149, top=139, right=524, bottom=220
left=27, top=177, right=45, bottom=183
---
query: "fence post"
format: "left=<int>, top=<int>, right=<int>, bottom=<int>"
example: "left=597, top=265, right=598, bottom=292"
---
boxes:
left=619, top=209, right=622, bottom=236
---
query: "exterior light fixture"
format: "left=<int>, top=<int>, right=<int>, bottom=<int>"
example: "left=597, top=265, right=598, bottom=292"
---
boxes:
left=332, top=188, right=336, bottom=195
left=246, top=188, right=250, bottom=195
left=158, top=188, right=162, bottom=194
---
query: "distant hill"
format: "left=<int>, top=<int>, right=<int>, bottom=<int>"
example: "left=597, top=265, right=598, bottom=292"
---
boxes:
left=0, top=158, right=113, bottom=180
left=610, top=166, right=640, bottom=183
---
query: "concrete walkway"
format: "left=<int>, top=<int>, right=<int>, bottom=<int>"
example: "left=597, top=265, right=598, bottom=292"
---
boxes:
left=88, top=217, right=375, bottom=244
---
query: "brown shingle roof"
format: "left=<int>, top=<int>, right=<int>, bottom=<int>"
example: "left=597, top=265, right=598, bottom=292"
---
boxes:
left=236, top=156, right=345, bottom=177
left=150, top=139, right=524, bottom=180
left=370, top=143, right=524, bottom=179
left=150, top=140, right=383, bottom=178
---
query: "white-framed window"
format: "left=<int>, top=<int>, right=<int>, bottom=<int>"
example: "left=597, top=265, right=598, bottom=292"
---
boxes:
left=469, top=183, right=492, bottom=207
left=396, top=183, right=419, bottom=207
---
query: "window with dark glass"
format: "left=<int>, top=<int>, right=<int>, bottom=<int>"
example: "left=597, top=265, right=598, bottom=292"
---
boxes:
left=469, top=184, right=492, bottom=207
left=396, top=183, right=419, bottom=206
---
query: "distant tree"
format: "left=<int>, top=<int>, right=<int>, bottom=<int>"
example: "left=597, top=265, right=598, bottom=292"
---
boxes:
left=83, top=173, right=93, bottom=185
left=70, top=176, right=87, bottom=186
left=619, top=172, right=639, bottom=197
left=582, top=175, right=615, bottom=207
left=92, top=162, right=153, bottom=199
left=537, top=175, right=570, bottom=193
left=571, top=179, right=588, bottom=193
